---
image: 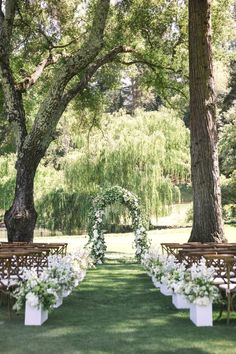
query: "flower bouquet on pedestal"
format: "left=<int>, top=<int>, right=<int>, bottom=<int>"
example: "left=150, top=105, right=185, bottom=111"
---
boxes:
left=141, top=249, right=167, bottom=289
left=183, top=258, right=219, bottom=327
left=71, top=248, right=94, bottom=282
left=160, top=255, right=178, bottom=296
left=168, top=263, right=190, bottom=309
left=47, top=255, right=78, bottom=298
left=13, top=269, right=60, bottom=326
left=47, top=249, right=93, bottom=299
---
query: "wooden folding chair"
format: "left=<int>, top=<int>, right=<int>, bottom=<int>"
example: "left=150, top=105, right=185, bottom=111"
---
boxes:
left=0, top=253, right=21, bottom=317
left=205, top=254, right=236, bottom=324
left=160, top=243, right=182, bottom=256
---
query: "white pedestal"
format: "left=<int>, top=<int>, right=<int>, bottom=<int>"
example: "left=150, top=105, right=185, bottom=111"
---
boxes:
left=62, top=290, right=71, bottom=297
left=53, top=296, right=63, bottom=308
left=152, top=276, right=161, bottom=288
left=25, top=301, right=48, bottom=326
left=172, top=293, right=190, bottom=309
left=190, top=302, right=213, bottom=327
left=160, top=284, right=173, bottom=296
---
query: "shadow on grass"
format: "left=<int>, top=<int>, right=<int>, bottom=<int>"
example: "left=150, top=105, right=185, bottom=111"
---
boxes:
left=1, top=263, right=236, bottom=354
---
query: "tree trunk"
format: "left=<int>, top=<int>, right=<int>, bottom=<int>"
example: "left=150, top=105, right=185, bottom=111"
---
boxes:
left=4, top=159, right=37, bottom=242
left=188, top=0, right=226, bottom=242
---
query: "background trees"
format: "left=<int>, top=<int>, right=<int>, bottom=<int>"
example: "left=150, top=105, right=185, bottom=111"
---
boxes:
left=0, top=0, right=235, bottom=240
left=37, top=109, right=190, bottom=233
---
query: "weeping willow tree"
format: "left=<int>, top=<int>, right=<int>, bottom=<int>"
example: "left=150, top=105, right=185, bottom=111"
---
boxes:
left=0, top=108, right=189, bottom=234
left=58, top=108, right=190, bottom=231
left=36, top=190, right=94, bottom=234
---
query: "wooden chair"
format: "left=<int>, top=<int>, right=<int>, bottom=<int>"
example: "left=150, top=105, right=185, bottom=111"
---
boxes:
left=205, top=255, right=236, bottom=324
left=0, top=253, right=21, bottom=317
left=178, top=249, right=217, bottom=267
left=160, top=243, right=182, bottom=256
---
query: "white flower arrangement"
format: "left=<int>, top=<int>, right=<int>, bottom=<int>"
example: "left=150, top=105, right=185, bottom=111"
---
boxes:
left=12, top=248, right=93, bottom=312
left=13, top=269, right=60, bottom=312
left=142, top=249, right=219, bottom=306
left=72, top=248, right=94, bottom=281
left=47, top=255, right=79, bottom=295
left=183, top=258, right=219, bottom=306
left=141, top=249, right=171, bottom=285
left=162, top=261, right=187, bottom=293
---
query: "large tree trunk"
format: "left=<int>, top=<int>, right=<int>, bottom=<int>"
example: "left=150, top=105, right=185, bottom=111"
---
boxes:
left=188, top=0, right=226, bottom=242
left=4, top=159, right=37, bottom=242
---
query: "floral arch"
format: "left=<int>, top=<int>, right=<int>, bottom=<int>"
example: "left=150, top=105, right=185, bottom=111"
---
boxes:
left=87, top=186, right=149, bottom=264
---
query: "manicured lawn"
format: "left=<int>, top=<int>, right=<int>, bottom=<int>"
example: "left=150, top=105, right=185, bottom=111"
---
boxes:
left=1, top=259, right=236, bottom=354
left=2, top=224, right=235, bottom=256
left=1, top=219, right=236, bottom=255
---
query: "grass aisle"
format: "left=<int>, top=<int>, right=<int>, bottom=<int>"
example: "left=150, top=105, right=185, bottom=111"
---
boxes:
left=1, top=261, right=236, bottom=354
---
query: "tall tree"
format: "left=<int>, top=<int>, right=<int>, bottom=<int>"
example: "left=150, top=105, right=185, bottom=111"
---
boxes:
left=0, top=0, right=134, bottom=242
left=188, top=0, right=226, bottom=242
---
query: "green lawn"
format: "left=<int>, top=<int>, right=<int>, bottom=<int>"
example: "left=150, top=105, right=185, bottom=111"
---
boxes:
left=1, top=259, right=236, bottom=354
left=1, top=225, right=236, bottom=353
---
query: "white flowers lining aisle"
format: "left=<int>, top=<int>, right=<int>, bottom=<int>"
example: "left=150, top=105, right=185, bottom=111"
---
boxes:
left=12, top=248, right=94, bottom=326
left=142, top=248, right=220, bottom=327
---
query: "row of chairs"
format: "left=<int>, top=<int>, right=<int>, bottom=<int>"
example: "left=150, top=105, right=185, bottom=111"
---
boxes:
left=0, top=242, right=68, bottom=315
left=0, top=241, right=68, bottom=257
left=161, top=242, right=236, bottom=260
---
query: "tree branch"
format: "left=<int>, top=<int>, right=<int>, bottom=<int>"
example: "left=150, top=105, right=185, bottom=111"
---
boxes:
left=62, top=46, right=134, bottom=104
left=117, top=56, right=188, bottom=98
left=0, top=0, right=27, bottom=153
left=22, top=0, right=111, bottom=161
left=16, top=5, right=80, bottom=54
left=5, top=0, right=17, bottom=40
left=16, top=54, right=58, bottom=92
left=117, top=58, right=182, bottom=74
left=37, top=25, right=78, bottom=51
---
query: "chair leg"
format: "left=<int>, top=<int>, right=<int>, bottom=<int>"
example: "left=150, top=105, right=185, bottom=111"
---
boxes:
left=216, top=304, right=224, bottom=321
left=7, top=294, right=11, bottom=320
left=216, top=290, right=225, bottom=321
left=1, top=290, right=12, bottom=319
left=227, top=292, right=231, bottom=325
left=230, top=293, right=236, bottom=318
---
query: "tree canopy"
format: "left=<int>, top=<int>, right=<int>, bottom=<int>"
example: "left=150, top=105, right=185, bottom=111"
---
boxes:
left=0, top=0, right=236, bottom=240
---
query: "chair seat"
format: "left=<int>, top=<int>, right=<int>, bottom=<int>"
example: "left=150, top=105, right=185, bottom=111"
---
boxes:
left=219, top=283, right=236, bottom=292
left=213, top=277, right=226, bottom=285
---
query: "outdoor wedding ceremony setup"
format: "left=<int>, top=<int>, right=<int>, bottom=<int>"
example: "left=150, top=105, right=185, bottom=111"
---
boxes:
left=2, top=0, right=236, bottom=352
left=1, top=235, right=236, bottom=328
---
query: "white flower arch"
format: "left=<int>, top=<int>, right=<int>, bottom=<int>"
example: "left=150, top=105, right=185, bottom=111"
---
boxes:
left=87, top=186, right=149, bottom=264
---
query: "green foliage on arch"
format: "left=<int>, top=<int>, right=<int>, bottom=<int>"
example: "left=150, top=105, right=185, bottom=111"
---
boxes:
left=87, top=186, right=149, bottom=264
